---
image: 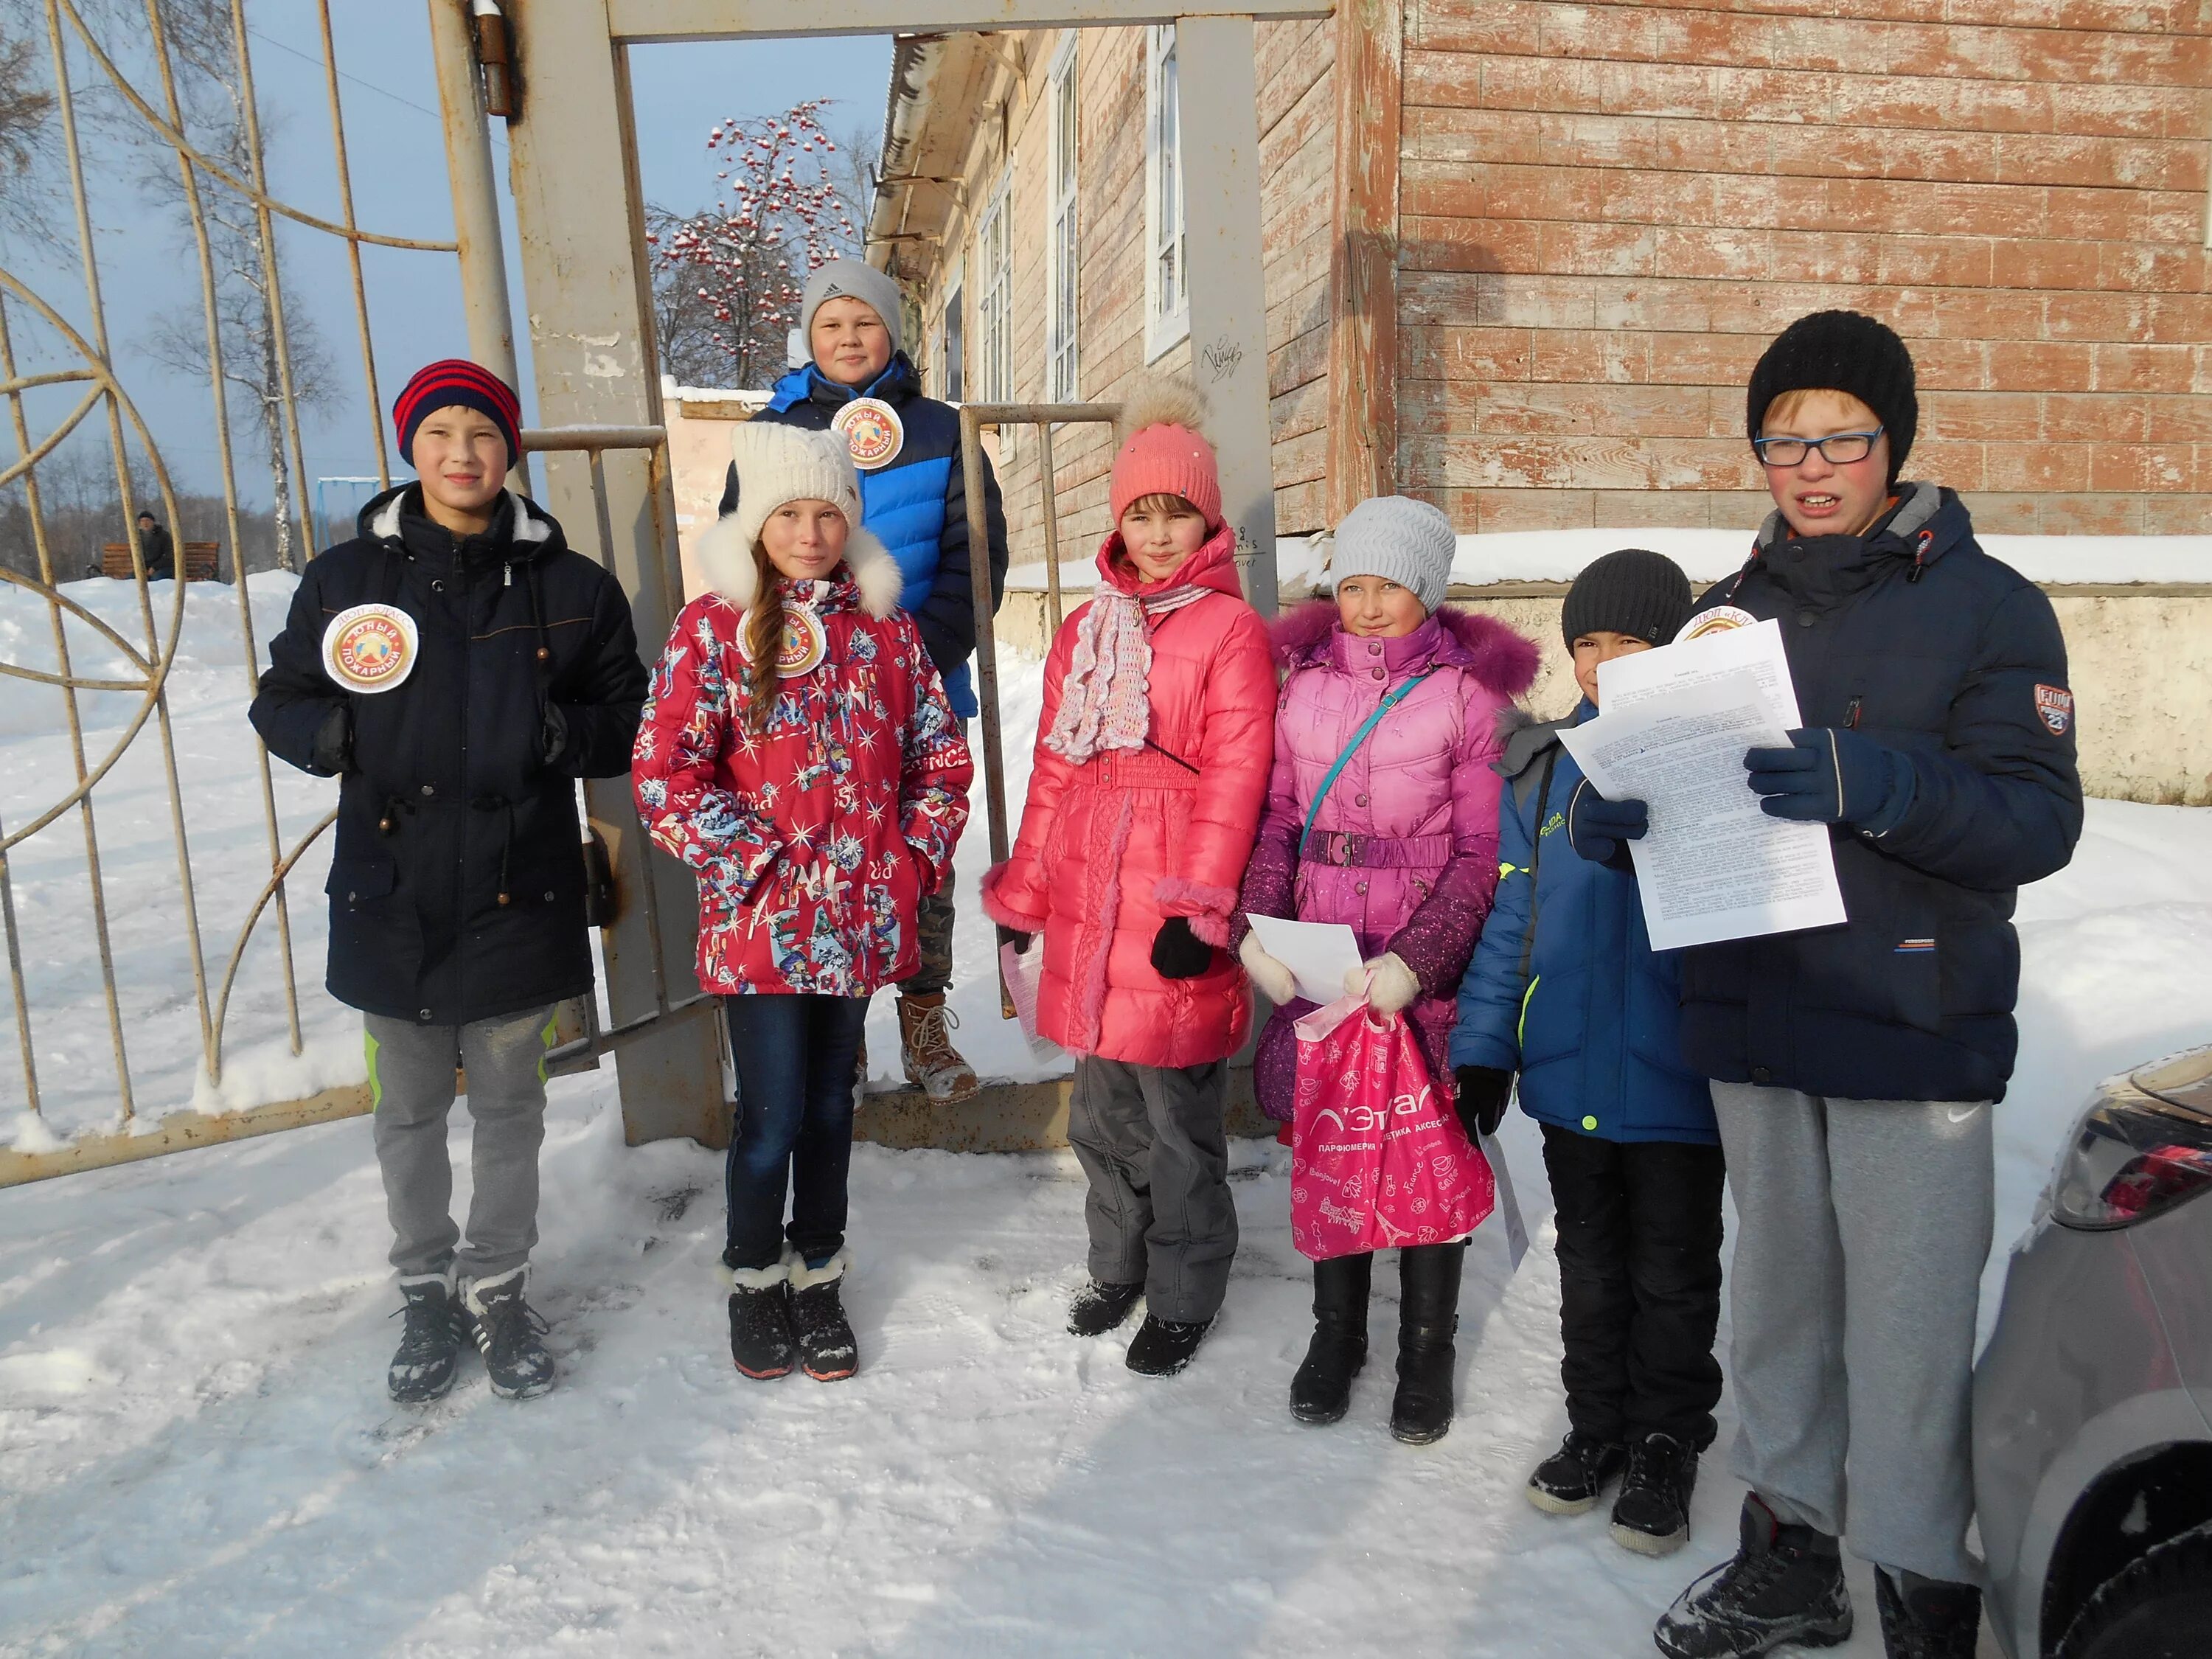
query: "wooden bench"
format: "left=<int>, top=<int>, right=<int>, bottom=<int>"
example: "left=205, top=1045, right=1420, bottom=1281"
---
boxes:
left=102, top=541, right=220, bottom=581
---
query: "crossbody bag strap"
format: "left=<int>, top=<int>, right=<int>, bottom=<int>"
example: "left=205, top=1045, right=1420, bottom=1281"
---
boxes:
left=1513, top=747, right=1560, bottom=992
left=1298, top=669, right=1437, bottom=855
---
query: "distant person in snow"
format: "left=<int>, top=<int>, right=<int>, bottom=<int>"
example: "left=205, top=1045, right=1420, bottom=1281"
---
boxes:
left=634, top=420, right=971, bottom=1386
left=1572, top=313, right=2083, bottom=1659
left=136, top=509, right=174, bottom=582
left=719, top=258, right=1007, bottom=1106
left=250, top=359, right=646, bottom=1408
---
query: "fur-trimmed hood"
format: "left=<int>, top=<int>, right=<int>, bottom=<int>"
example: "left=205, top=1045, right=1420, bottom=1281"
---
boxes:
left=1270, top=597, right=1540, bottom=700
left=693, top=514, right=903, bottom=619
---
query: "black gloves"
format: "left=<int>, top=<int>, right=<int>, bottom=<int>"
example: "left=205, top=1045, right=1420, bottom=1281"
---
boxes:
left=995, top=924, right=1033, bottom=953
left=1745, top=726, right=1916, bottom=835
left=1565, top=778, right=1647, bottom=869
left=1150, top=917, right=1214, bottom=980
left=541, top=702, right=570, bottom=770
left=309, top=704, right=353, bottom=776
left=1453, top=1065, right=1514, bottom=1140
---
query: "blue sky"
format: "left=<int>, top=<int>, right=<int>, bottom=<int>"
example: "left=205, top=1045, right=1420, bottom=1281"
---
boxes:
left=6, top=4, right=889, bottom=505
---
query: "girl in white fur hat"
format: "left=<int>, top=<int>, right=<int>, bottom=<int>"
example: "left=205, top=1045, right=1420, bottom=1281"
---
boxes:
left=633, top=421, right=973, bottom=1383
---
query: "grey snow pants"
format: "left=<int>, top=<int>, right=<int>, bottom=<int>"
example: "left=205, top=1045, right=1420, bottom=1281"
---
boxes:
left=364, top=1004, right=559, bottom=1284
left=1711, top=1082, right=1994, bottom=1585
left=1068, top=1056, right=1238, bottom=1324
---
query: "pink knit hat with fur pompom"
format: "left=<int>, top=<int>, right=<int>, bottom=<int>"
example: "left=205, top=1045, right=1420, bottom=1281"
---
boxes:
left=1109, top=375, right=1220, bottom=528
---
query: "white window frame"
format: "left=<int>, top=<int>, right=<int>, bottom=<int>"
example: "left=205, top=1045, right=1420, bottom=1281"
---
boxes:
left=974, top=180, right=1013, bottom=403
left=936, top=256, right=964, bottom=402
left=1143, top=24, right=1189, bottom=364
left=1044, top=33, right=1081, bottom=403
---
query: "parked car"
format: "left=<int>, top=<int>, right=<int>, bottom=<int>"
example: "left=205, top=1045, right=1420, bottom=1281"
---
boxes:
left=1976, top=1044, right=2212, bottom=1659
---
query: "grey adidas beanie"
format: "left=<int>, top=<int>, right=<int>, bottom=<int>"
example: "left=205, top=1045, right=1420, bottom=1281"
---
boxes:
left=799, top=259, right=904, bottom=358
left=1330, top=495, right=1456, bottom=613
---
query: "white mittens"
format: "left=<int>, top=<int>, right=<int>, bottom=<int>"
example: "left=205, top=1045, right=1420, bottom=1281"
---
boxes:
left=1237, top=931, right=1299, bottom=1006
left=1346, top=952, right=1422, bottom=1015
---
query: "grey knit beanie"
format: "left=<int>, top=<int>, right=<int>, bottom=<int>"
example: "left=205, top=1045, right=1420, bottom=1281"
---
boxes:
left=799, top=259, right=903, bottom=358
left=1330, top=495, right=1456, bottom=613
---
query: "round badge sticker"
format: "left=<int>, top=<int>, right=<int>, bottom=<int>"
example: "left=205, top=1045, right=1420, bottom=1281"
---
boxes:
left=832, top=397, right=904, bottom=470
left=742, top=607, right=827, bottom=679
left=1675, top=605, right=1761, bottom=643
left=322, top=603, right=420, bottom=693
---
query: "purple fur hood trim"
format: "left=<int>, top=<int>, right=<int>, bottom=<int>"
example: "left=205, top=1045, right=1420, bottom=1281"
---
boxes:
left=1270, top=599, right=1540, bottom=700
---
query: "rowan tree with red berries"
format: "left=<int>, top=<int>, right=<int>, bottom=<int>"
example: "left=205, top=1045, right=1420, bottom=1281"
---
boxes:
left=647, top=100, right=866, bottom=391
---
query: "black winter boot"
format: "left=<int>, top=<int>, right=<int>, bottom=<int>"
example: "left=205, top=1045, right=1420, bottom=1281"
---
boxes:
left=1389, top=1243, right=1464, bottom=1444
left=463, top=1265, right=554, bottom=1400
left=1125, top=1315, right=1211, bottom=1376
left=787, top=1252, right=858, bottom=1382
left=387, top=1271, right=467, bottom=1404
left=1526, top=1430, right=1628, bottom=1514
left=726, top=1259, right=796, bottom=1380
left=1874, top=1568, right=1980, bottom=1659
left=1067, top=1278, right=1144, bottom=1338
left=1610, top=1431, right=1698, bottom=1556
left=1654, top=1493, right=1853, bottom=1658
left=1290, top=1252, right=1372, bottom=1425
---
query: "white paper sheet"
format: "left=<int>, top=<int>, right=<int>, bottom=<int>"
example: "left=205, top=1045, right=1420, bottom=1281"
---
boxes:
left=1558, top=653, right=1846, bottom=952
left=1480, top=1128, right=1530, bottom=1271
left=1245, top=914, right=1366, bottom=1006
left=1596, top=614, right=1804, bottom=728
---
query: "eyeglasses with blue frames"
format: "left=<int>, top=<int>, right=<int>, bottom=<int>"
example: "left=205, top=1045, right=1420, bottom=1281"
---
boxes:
left=1752, top=428, right=1884, bottom=467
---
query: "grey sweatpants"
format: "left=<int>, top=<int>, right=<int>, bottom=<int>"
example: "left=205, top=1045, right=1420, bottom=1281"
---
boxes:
left=364, top=1005, right=559, bottom=1282
left=1712, top=1083, right=1994, bottom=1585
left=1068, top=1057, right=1238, bottom=1324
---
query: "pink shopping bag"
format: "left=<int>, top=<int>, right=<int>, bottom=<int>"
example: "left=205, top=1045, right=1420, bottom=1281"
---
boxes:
left=1289, top=993, right=1496, bottom=1262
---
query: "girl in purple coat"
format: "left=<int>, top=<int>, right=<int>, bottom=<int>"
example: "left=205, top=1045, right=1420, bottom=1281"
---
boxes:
left=1235, top=495, right=1539, bottom=1442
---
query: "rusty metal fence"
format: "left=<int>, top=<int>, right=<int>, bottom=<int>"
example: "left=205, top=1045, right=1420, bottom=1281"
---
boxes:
left=0, top=2, right=707, bottom=1186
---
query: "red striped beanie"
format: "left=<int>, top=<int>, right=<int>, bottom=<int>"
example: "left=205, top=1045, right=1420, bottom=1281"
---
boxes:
left=394, top=358, right=521, bottom=466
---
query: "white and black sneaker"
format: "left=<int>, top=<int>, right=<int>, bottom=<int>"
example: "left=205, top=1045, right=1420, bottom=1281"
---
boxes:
left=1526, top=1430, right=1628, bottom=1514
left=387, top=1270, right=467, bottom=1404
left=1611, top=1431, right=1698, bottom=1556
left=787, top=1251, right=858, bottom=1382
left=462, top=1265, right=554, bottom=1400
left=1655, top=1494, right=1852, bottom=1658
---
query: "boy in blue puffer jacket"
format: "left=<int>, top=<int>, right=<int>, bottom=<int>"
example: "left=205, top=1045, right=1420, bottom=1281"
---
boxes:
left=716, top=260, right=1008, bottom=1102
left=1450, top=549, right=1720, bottom=1559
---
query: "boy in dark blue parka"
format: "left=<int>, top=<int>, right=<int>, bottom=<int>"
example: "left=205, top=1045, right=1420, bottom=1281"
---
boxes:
left=1575, top=313, right=2083, bottom=1659
left=715, top=259, right=1007, bottom=1102
left=1453, top=549, right=1720, bottom=1559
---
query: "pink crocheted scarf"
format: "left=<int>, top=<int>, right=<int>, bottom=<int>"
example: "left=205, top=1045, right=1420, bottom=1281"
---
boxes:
left=1042, top=580, right=1208, bottom=763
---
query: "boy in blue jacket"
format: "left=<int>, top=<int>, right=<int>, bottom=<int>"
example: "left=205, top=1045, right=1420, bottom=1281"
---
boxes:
left=1575, top=313, right=2082, bottom=1659
left=715, top=259, right=1008, bottom=1102
left=1452, top=549, right=1719, bottom=1558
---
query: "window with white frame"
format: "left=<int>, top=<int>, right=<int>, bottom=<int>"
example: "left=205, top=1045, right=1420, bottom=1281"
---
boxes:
left=1143, top=24, right=1188, bottom=361
left=975, top=181, right=1012, bottom=402
left=1045, top=35, right=1080, bottom=402
left=938, top=260, right=964, bottom=401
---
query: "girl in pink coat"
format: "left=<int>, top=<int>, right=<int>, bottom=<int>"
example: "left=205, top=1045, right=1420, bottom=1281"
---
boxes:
left=983, top=378, right=1275, bottom=1379
left=1234, top=493, right=1539, bottom=1442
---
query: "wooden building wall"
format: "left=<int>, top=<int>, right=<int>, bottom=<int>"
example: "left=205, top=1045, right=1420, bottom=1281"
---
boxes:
left=902, top=21, right=1340, bottom=583
left=1394, top=0, right=2212, bottom=535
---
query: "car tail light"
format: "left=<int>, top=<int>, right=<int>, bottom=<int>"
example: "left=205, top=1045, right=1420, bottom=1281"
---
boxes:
left=2051, top=1049, right=2212, bottom=1231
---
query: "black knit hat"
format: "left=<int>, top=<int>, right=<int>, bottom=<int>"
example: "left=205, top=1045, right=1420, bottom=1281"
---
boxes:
left=1746, top=310, right=1917, bottom=483
left=1562, top=549, right=1694, bottom=649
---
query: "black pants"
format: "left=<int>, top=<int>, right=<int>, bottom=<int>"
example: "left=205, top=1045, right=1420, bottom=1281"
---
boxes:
left=1541, top=1124, right=1726, bottom=1449
left=722, top=995, right=869, bottom=1273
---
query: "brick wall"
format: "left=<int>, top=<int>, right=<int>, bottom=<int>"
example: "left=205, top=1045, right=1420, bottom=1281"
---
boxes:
left=1397, top=0, right=2212, bottom=535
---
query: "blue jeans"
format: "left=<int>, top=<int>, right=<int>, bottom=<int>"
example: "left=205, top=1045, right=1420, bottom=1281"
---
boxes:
left=722, top=995, right=869, bottom=1273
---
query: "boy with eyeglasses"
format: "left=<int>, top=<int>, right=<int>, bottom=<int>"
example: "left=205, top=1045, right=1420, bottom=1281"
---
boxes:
left=1569, top=311, right=2082, bottom=1659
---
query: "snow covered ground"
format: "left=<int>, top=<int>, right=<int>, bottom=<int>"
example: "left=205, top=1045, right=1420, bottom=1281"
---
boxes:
left=5, top=575, right=2212, bottom=1655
